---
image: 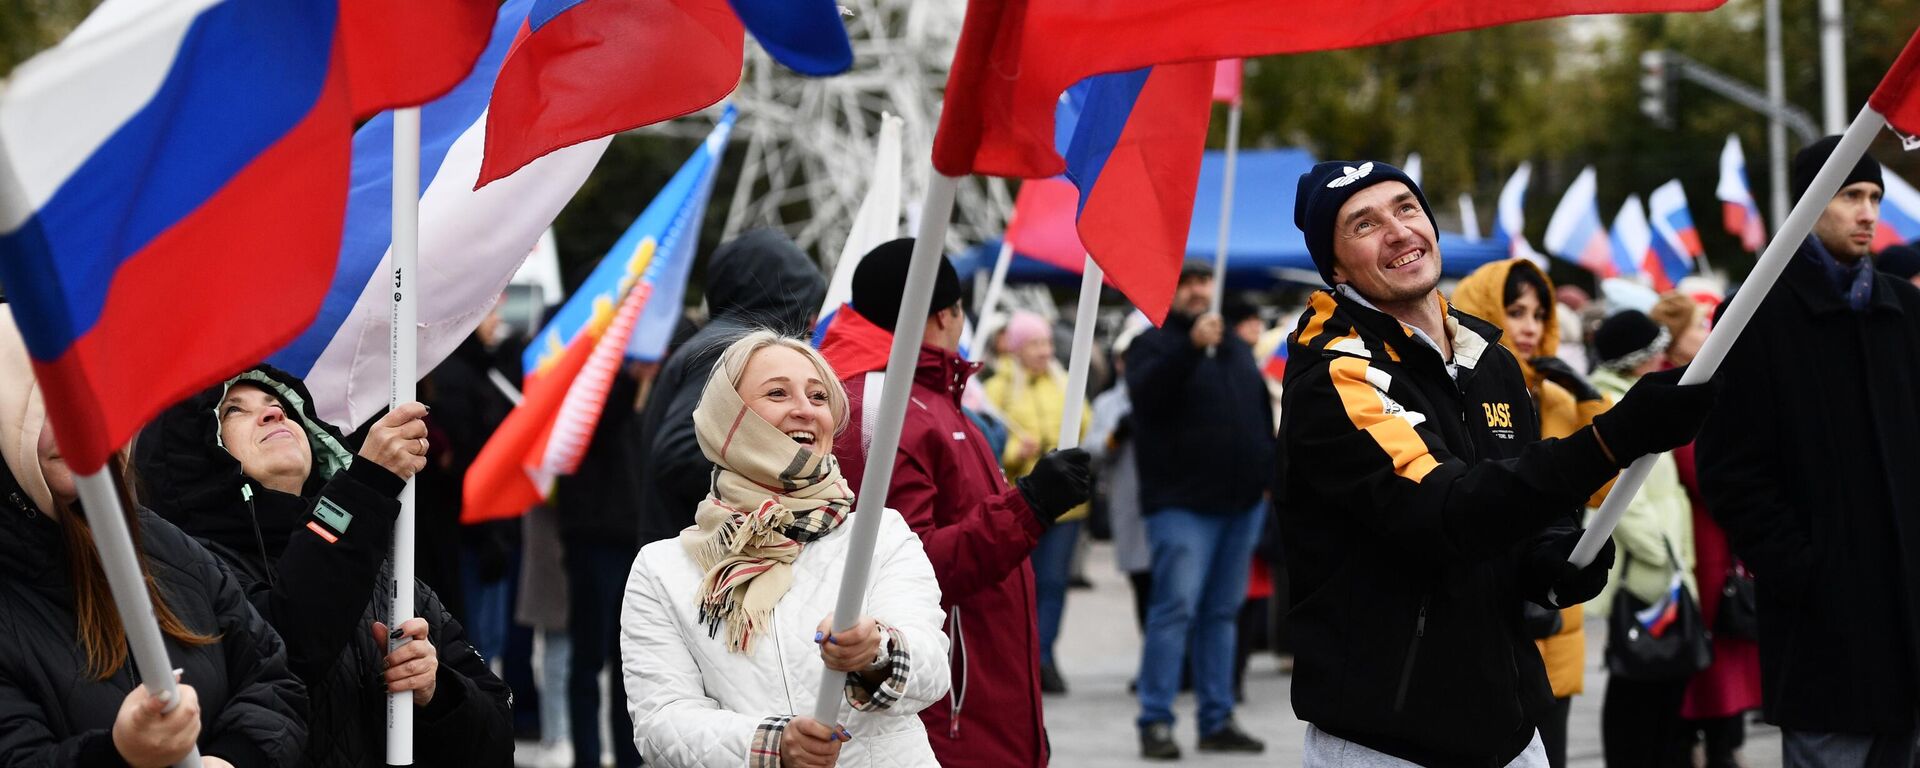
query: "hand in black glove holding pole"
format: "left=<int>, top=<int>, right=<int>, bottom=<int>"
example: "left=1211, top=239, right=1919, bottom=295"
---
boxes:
left=1589, top=366, right=1715, bottom=468
left=1017, top=448, right=1093, bottom=527
left=1528, top=528, right=1616, bottom=608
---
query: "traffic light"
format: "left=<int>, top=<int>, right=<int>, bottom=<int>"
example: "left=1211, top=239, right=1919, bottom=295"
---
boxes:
left=1640, top=50, right=1674, bottom=129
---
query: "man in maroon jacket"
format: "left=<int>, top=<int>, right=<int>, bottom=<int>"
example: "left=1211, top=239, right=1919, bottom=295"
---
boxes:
left=824, top=239, right=1092, bottom=768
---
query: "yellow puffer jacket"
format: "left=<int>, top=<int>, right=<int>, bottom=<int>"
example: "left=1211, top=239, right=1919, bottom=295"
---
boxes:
left=982, top=364, right=1090, bottom=522
left=1451, top=258, right=1612, bottom=699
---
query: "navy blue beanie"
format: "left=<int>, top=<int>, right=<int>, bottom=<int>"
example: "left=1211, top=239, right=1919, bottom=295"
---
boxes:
left=1293, top=160, right=1435, bottom=286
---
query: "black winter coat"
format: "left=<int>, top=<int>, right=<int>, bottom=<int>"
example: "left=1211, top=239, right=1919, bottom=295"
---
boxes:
left=1697, top=245, right=1920, bottom=733
left=1124, top=309, right=1275, bottom=514
left=0, top=493, right=307, bottom=767
left=134, top=366, right=513, bottom=768
left=635, top=229, right=827, bottom=546
left=1278, top=290, right=1617, bottom=768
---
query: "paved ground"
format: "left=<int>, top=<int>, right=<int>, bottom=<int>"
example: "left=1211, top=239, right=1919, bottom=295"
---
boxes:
left=516, top=540, right=1782, bottom=766
left=1041, top=542, right=1780, bottom=767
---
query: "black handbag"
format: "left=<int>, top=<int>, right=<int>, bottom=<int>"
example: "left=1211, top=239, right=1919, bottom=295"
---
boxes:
left=1605, top=536, right=1713, bottom=681
left=1715, top=562, right=1760, bottom=641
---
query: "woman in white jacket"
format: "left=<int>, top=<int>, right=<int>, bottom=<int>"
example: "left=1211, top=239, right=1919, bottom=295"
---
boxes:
left=621, top=330, right=950, bottom=768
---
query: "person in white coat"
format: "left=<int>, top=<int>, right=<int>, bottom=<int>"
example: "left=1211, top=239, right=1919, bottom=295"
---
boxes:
left=621, top=330, right=951, bottom=768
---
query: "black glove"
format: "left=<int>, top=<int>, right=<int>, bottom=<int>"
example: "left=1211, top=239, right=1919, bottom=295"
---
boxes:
left=1530, top=528, right=1615, bottom=608
left=1529, top=356, right=1603, bottom=402
left=1589, top=366, right=1714, bottom=467
left=1016, top=448, right=1093, bottom=525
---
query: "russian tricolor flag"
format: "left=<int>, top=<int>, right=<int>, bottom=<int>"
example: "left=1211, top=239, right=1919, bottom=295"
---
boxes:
left=1607, top=194, right=1652, bottom=281
left=0, top=0, right=489, bottom=473
left=1052, top=63, right=1216, bottom=323
left=1262, top=339, right=1288, bottom=381
left=1646, top=179, right=1702, bottom=292
left=1873, top=168, right=1920, bottom=251
left=269, top=0, right=612, bottom=430
left=1544, top=166, right=1614, bottom=275
left=1716, top=134, right=1766, bottom=252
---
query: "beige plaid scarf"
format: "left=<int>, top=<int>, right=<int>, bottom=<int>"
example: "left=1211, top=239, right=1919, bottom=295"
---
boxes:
left=680, top=367, right=852, bottom=653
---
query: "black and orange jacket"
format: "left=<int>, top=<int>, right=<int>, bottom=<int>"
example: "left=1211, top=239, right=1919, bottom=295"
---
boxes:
left=1278, top=289, right=1617, bottom=768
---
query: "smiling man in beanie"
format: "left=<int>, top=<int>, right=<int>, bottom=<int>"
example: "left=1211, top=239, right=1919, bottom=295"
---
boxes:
left=1697, top=138, right=1920, bottom=768
left=823, top=238, right=1092, bottom=768
left=1278, top=160, right=1714, bottom=766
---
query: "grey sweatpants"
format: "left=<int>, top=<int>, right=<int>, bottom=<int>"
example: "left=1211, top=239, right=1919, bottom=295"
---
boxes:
left=1303, top=725, right=1549, bottom=767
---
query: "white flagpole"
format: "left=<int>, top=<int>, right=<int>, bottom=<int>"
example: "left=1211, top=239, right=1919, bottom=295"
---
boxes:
left=1207, top=100, right=1243, bottom=328
left=1567, top=105, right=1885, bottom=569
left=968, top=239, right=1015, bottom=359
left=811, top=174, right=959, bottom=724
left=386, top=106, right=421, bottom=765
left=76, top=471, right=203, bottom=768
left=1057, top=256, right=1103, bottom=449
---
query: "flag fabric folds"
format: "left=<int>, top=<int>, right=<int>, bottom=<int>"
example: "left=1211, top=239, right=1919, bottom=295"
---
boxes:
left=464, top=109, right=733, bottom=523
left=814, top=114, right=905, bottom=347
left=1874, top=169, right=1920, bottom=250
left=1869, top=27, right=1920, bottom=145
left=931, top=0, right=1725, bottom=181
left=1716, top=134, right=1766, bottom=252
left=0, top=0, right=490, bottom=473
left=270, top=0, right=612, bottom=429
left=727, top=0, right=853, bottom=77
left=1497, top=163, right=1546, bottom=263
left=1645, top=180, right=1701, bottom=291
left=1004, top=177, right=1091, bottom=273
left=1047, top=64, right=1216, bottom=323
left=1608, top=194, right=1652, bottom=281
left=477, top=0, right=744, bottom=186
left=1544, top=166, right=1612, bottom=274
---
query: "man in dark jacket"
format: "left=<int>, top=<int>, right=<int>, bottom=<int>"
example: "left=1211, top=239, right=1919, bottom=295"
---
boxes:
left=135, top=366, right=513, bottom=768
left=822, top=239, right=1092, bottom=768
left=1698, top=137, right=1920, bottom=767
left=635, top=228, right=828, bottom=545
left=1125, top=261, right=1276, bottom=759
left=1279, top=160, right=1710, bottom=767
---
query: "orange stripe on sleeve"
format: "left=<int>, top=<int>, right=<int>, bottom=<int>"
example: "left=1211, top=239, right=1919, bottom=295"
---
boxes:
left=1328, top=357, right=1440, bottom=482
left=306, top=520, right=339, bottom=544
left=1294, top=291, right=1339, bottom=348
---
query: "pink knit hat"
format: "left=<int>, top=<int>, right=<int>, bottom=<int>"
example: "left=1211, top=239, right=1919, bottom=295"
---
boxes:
left=1003, top=310, right=1051, bottom=353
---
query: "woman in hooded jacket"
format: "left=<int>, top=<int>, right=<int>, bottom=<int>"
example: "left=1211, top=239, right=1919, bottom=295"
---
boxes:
left=1452, top=258, right=1613, bottom=768
left=621, top=330, right=950, bottom=768
left=0, top=311, right=307, bottom=767
left=132, top=365, right=512, bottom=768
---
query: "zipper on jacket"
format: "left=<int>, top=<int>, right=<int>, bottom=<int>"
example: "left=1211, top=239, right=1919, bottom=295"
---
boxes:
left=947, top=607, right=967, bottom=739
left=241, top=485, right=277, bottom=589
left=1392, top=596, right=1429, bottom=713
left=771, top=607, right=796, bottom=714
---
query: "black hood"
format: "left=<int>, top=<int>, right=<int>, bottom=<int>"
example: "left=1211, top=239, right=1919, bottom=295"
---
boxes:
left=704, top=229, right=828, bottom=336
left=134, top=365, right=352, bottom=558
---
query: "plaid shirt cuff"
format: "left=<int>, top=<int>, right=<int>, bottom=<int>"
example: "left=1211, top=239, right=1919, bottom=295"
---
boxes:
left=748, top=714, right=793, bottom=768
left=844, top=623, right=910, bottom=712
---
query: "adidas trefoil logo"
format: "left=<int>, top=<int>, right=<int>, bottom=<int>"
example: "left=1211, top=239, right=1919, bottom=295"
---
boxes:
left=1327, top=162, right=1375, bottom=188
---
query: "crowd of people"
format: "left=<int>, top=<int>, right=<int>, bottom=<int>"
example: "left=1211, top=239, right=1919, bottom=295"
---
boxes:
left=2, top=131, right=1917, bottom=768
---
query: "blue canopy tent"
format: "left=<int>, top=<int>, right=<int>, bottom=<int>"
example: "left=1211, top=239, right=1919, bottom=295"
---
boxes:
left=955, top=148, right=1509, bottom=290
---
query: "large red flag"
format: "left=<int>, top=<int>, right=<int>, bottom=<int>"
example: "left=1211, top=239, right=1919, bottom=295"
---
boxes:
left=1871, top=27, right=1920, bottom=140
left=478, top=0, right=744, bottom=186
left=933, top=0, right=1726, bottom=180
